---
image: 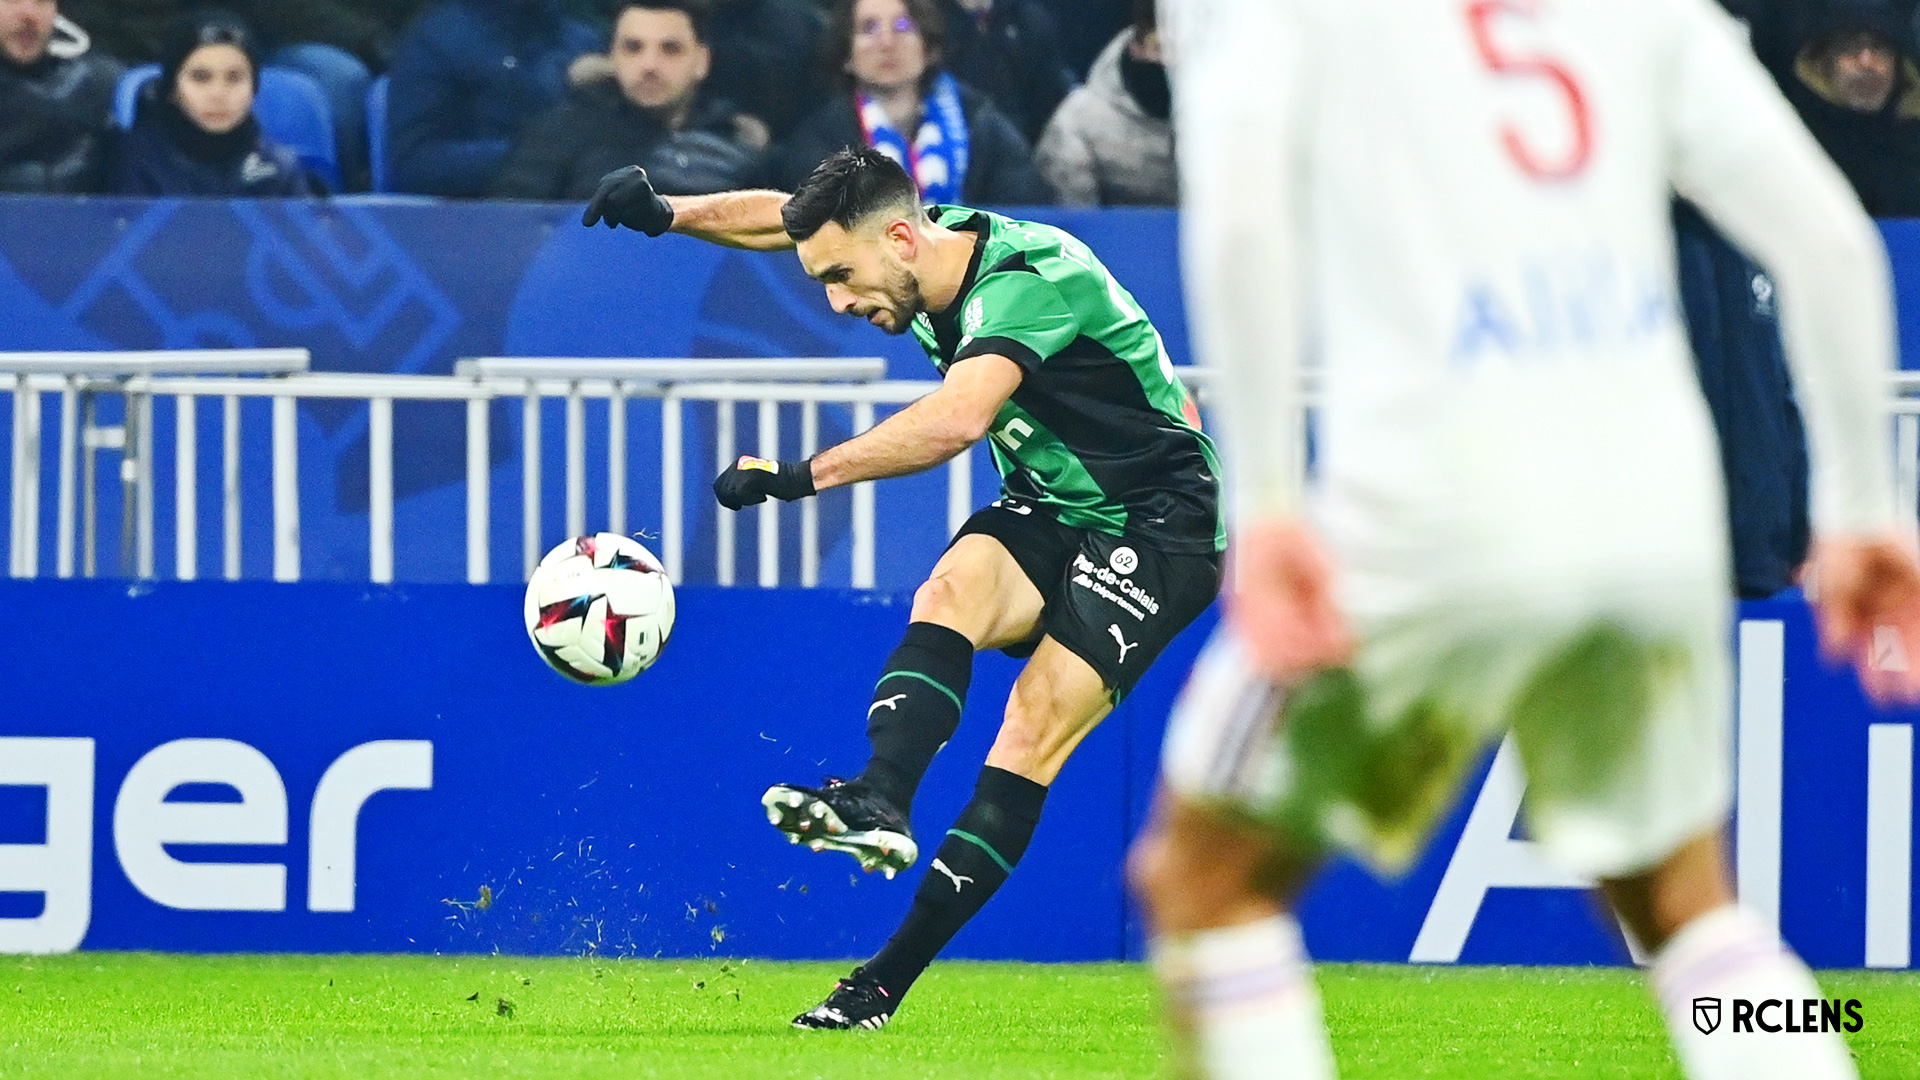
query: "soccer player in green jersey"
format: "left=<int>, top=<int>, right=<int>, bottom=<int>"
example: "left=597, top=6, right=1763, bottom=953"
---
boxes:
left=583, top=148, right=1223, bottom=1029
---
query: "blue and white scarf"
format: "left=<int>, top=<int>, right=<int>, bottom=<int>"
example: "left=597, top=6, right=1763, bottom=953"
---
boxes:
left=858, top=71, right=970, bottom=204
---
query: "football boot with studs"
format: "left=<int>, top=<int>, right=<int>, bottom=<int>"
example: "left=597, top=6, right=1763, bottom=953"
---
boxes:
left=791, top=966, right=895, bottom=1030
left=760, top=777, right=916, bottom=878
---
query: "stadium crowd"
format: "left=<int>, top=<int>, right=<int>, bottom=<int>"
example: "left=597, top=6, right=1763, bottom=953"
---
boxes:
left=4, top=0, right=1920, bottom=210
left=0, top=0, right=1172, bottom=203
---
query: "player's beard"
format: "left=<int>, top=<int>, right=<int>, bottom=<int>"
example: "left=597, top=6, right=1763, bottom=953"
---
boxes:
left=874, top=263, right=926, bottom=335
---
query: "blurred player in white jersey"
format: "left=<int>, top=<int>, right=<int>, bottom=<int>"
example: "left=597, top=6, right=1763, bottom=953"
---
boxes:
left=1130, top=0, right=1920, bottom=1077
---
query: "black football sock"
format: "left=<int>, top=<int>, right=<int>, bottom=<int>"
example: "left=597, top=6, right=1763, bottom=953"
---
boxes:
left=856, top=621, right=974, bottom=811
left=863, top=766, right=1048, bottom=997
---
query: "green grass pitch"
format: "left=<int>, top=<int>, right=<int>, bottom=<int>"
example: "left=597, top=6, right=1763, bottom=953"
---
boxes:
left=1, top=954, right=1916, bottom=1078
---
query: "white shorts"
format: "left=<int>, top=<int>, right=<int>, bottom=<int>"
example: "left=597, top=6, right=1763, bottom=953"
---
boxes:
left=1162, top=576, right=1734, bottom=880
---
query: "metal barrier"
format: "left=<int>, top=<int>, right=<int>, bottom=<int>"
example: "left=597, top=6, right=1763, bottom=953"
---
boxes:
left=1, top=353, right=965, bottom=588
left=4, top=349, right=310, bottom=581
left=13, top=352, right=1911, bottom=589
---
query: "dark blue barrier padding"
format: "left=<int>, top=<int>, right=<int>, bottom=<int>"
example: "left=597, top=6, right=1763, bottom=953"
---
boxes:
left=2, top=583, right=1916, bottom=967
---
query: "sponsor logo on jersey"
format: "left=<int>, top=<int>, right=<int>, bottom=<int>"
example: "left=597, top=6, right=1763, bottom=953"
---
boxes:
left=1107, top=624, right=1139, bottom=664
left=991, top=417, right=1035, bottom=452
left=1070, top=552, right=1160, bottom=620
left=736, top=456, right=778, bottom=473
left=1109, top=547, right=1139, bottom=575
left=963, top=296, right=985, bottom=335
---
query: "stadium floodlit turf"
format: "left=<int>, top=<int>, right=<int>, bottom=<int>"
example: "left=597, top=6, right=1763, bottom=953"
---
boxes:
left=1, top=955, right=1916, bottom=1079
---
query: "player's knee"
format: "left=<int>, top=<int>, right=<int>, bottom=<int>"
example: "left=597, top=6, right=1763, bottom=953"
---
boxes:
left=911, top=573, right=965, bottom=623
left=1126, top=827, right=1179, bottom=914
left=1129, top=823, right=1249, bottom=931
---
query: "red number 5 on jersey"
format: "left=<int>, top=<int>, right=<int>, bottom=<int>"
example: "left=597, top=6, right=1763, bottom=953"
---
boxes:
left=1466, top=0, right=1593, bottom=181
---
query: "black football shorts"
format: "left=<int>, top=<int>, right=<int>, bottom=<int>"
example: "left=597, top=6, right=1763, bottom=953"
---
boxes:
left=949, top=498, right=1222, bottom=700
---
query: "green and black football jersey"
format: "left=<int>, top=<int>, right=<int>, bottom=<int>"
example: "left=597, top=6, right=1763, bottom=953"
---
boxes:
left=911, top=205, right=1225, bottom=554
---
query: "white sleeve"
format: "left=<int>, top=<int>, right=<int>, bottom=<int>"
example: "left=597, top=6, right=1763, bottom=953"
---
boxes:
left=1665, top=0, right=1900, bottom=535
left=1164, top=0, right=1311, bottom=521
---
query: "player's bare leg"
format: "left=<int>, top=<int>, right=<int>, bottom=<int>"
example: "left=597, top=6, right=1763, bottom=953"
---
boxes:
left=850, top=636, right=1116, bottom=1006
left=1601, top=830, right=1859, bottom=1080
left=762, top=535, right=1042, bottom=875
left=983, top=635, right=1113, bottom=784
left=1130, top=792, right=1336, bottom=1080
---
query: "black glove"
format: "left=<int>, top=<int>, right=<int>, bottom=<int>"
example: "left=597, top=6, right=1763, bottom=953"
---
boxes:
left=582, top=165, right=676, bottom=236
left=714, top=455, right=817, bottom=509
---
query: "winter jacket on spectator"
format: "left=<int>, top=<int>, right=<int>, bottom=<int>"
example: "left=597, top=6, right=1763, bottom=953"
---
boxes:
left=1034, top=28, right=1171, bottom=206
left=0, top=18, right=118, bottom=193
left=1742, top=0, right=1920, bottom=216
left=704, top=0, right=828, bottom=138
left=770, top=81, right=1053, bottom=204
left=491, top=77, right=761, bottom=200
left=936, top=0, right=1074, bottom=143
left=387, top=0, right=597, bottom=196
left=1672, top=199, right=1810, bottom=598
left=111, top=81, right=311, bottom=196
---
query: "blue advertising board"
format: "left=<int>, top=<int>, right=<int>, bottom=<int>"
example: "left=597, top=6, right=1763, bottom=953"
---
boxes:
left=2, top=582, right=1916, bottom=969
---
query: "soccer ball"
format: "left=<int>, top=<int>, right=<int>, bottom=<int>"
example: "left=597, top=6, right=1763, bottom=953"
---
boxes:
left=523, top=533, right=675, bottom=685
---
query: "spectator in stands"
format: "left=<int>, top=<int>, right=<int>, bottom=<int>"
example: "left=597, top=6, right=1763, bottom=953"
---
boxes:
left=934, top=0, right=1074, bottom=144
left=703, top=0, right=828, bottom=138
left=0, top=0, right=118, bottom=193
left=387, top=0, right=598, bottom=197
left=111, top=10, right=311, bottom=195
left=62, top=0, right=401, bottom=188
left=771, top=0, right=1053, bottom=204
left=492, top=0, right=764, bottom=201
left=1742, top=0, right=1920, bottom=216
left=1033, top=0, right=1170, bottom=206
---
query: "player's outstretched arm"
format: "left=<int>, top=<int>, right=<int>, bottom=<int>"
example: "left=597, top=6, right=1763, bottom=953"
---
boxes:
left=810, top=354, right=1023, bottom=490
left=710, top=354, right=1022, bottom=509
left=582, top=166, right=795, bottom=251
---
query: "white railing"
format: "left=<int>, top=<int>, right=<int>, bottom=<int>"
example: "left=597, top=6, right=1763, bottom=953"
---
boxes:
left=1, top=353, right=981, bottom=587
left=11, top=351, right=1915, bottom=588
left=5, top=349, right=310, bottom=580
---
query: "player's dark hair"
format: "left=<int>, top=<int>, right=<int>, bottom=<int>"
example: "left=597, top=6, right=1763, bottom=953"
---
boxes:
left=611, top=0, right=711, bottom=43
left=782, top=148, right=923, bottom=242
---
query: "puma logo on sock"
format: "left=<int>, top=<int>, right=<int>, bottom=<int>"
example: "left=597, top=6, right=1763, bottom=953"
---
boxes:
left=868, top=693, right=909, bottom=716
left=932, top=858, right=973, bottom=892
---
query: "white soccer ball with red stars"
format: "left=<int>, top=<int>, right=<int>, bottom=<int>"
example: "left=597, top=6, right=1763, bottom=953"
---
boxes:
left=523, top=533, right=675, bottom=685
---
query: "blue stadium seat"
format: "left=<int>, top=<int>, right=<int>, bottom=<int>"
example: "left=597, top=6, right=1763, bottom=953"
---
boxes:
left=367, top=75, right=391, bottom=194
left=112, top=64, right=342, bottom=191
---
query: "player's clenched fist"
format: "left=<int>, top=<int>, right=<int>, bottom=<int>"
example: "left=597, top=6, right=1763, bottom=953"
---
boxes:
left=582, top=165, right=675, bottom=236
left=713, top=455, right=817, bottom=509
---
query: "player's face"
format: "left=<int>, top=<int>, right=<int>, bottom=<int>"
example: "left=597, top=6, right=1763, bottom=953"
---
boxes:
left=796, top=219, right=926, bottom=335
left=612, top=8, right=711, bottom=114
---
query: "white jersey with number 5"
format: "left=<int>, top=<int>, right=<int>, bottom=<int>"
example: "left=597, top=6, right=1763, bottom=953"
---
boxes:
left=1172, top=0, right=1896, bottom=612
left=1161, top=0, right=1901, bottom=875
